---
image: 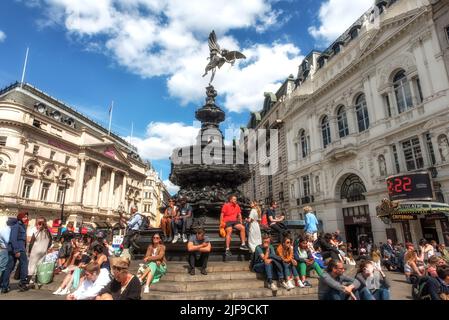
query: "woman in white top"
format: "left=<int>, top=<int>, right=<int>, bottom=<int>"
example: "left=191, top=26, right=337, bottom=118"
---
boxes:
left=247, top=201, right=262, bottom=253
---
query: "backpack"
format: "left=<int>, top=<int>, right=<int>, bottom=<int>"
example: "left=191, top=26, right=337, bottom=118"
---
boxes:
left=412, top=276, right=432, bottom=300
left=138, top=214, right=150, bottom=231
left=261, top=212, right=268, bottom=227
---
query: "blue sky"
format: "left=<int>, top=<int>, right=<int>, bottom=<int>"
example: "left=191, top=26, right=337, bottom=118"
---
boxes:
left=0, top=0, right=374, bottom=193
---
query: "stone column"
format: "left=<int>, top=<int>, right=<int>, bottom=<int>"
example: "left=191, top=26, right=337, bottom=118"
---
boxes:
left=108, top=169, right=116, bottom=209
left=94, top=163, right=103, bottom=207
left=388, top=90, right=398, bottom=116
left=76, top=159, right=86, bottom=203
left=431, top=134, right=442, bottom=164
left=346, top=106, right=357, bottom=134
left=122, top=174, right=128, bottom=208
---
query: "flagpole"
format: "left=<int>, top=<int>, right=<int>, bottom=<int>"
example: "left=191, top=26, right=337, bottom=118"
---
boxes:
left=130, top=122, right=134, bottom=144
left=20, top=47, right=30, bottom=88
left=108, top=100, right=114, bottom=136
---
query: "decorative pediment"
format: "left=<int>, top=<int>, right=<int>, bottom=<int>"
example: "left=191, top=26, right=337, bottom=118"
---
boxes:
left=423, top=116, right=449, bottom=130
left=85, top=143, right=130, bottom=165
left=359, top=8, right=424, bottom=61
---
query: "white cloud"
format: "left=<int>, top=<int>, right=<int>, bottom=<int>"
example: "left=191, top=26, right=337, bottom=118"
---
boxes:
left=0, top=30, right=6, bottom=43
left=163, top=179, right=180, bottom=195
left=28, top=0, right=301, bottom=113
left=127, top=122, right=199, bottom=161
left=308, top=0, right=374, bottom=45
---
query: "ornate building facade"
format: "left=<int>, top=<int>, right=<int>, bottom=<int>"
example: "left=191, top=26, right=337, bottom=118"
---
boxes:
left=142, top=167, right=171, bottom=228
left=0, top=82, right=148, bottom=228
left=282, top=0, right=449, bottom=246
left=240, top=76, right=295, bottom=217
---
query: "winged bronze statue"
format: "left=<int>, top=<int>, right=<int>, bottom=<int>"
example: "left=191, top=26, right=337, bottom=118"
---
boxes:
left=202, top=30, right=246, bottom=84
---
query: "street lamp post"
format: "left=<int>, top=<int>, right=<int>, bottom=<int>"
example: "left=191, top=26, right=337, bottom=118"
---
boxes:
left=58, top=178, right=69, bottom=239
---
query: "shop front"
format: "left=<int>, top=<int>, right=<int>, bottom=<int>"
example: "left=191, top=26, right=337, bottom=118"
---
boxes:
left=377, top=200, right=449, bottom=245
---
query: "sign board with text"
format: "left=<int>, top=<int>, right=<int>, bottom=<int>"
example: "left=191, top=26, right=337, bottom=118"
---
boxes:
left=386, top=172, right=434, bottom=201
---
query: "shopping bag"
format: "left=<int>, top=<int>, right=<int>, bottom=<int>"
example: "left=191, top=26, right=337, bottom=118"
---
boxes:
left=37, top=262, right=55, bottom=285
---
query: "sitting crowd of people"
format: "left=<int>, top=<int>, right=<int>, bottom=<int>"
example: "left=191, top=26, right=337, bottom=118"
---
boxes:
left=2, top=197, right=449, bottom=301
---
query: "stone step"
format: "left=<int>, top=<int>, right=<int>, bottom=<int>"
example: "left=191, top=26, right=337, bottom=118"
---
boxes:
left=160, top=272, right=319, bottom=284
left=131, top=261, right=252, bottom=274
left=142, top=286, right=318, bottom=300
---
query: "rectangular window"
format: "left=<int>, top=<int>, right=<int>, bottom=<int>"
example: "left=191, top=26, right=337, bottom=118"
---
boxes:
left=56, top=186, right=66, bottom=203
left=267, top=175, right=273, bottom=196
left=402, top=137, right=424, bottom=171
left=446, top=26, right=449, bottom=43
left=426, top=133, right=436, bottom=166
left=41, top=183, right=50, bottom=201
left=50, top=151, right=56, bottom=160
left=33, top=119, right=42, bottom=128
left=0, top=136, right=6, bottom=147
left=384, top=94, right=392, bottom=117
left=278, top=157, right=282, bottom=171
left=252, top=174, right=257, bottom=201
left=65, top=155, right=70, bottom=164
left=392, top=145, right=400, bottom=173
left=33, top=145, right=39, bottom=155
left=22, top=180, right=33, bottom=198
left=302, top=175, right=310, bottom=196
left=279, top=182, right=284, bottom=201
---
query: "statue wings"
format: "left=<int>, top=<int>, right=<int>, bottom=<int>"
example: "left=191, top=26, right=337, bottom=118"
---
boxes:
left=208, top=31, right=221, bottom=52
left=204, top=30, right=246, bottom=83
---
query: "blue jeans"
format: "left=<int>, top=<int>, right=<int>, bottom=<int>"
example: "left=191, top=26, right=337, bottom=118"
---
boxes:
left=0, top=249, right=8, bottom=281
left=172, top=219, right=186, bottom=235
left=253, top=260, right=284, bottom=281
left=321, top=288, right=348, bottom=300
left=282, top=262, right=299, bottom=278
left=357, top=287, right=390, bottom=300
left=1, top=251, right=29, bottom=289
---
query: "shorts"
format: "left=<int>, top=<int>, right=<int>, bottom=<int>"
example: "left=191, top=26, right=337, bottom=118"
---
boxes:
left=225, top=221, right=241, bottom=229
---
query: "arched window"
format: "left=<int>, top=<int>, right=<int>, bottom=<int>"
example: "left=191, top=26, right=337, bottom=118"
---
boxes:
left=299, top=129, right=309, bottom=158
left=393, top=70, right=413, bottom=113
left=337, top=106, right=349, bottom=138
left=355, top=94, right=369, bottom=132
left=340, top=174, right=366, bottom=202
left=321, top=116, right=331, bottom=148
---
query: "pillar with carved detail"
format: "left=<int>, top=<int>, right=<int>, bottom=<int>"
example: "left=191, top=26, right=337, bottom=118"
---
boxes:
left=108, top=169, right=116, bottom=209
left=76, top=158, right=86, bottom=203
left=93, top=163, right=102, bottom=207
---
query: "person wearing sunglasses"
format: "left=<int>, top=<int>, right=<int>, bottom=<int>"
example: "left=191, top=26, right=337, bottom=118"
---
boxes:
left=318, top=259, right=360, bottom=300
left=139, top=233, right=167, bottom=294
left=276, top=237, right=303, bottom=289
left=96, top=257, right=141, bottom=300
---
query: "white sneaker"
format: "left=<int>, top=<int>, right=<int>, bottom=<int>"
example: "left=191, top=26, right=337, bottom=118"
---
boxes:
left=172, top=234, right=180, bottom=243
left=182, top=234, right=187, bottom=243
left=58, top=288, right=70, bottom=295
left=52, top=288, right=62, bottom=295
left=295, top=279, right=305, bottom=288
left=287, top=280, right=295, bottom=289
left=269, top=282, right=278, bottom=291
left=280, top=281, right=290, bottom=291
left=143, top=286, right=150, bottom=294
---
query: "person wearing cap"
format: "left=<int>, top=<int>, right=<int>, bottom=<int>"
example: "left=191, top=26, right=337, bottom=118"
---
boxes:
left=96, top=257, right=141, bottom=300
left=1, top=212, right=29, bottom=293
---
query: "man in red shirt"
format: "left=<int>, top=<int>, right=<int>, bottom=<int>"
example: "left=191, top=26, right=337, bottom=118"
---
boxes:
left=220, top=195, right=249, bottom=257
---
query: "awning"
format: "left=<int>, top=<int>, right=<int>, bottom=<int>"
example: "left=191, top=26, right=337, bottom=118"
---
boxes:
left=377, top=200, right=449, bottom=223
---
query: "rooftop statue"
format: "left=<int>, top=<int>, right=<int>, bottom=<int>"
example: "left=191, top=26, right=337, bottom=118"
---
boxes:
left=202, top=30, right=246, bottom=84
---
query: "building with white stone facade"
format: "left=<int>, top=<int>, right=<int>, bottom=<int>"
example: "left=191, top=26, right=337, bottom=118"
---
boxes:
left=0, top=82, right=148, bottom=229
left=142, top=167, right=171, bottom=228
left=282, top=0, right=449, bottom=247
left=240, top=76, right=295, bottom=218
